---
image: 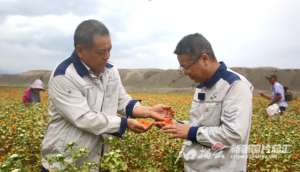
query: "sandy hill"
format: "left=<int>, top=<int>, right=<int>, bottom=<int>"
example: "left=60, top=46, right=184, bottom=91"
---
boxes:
left=0, top=68, right=299, bottom=95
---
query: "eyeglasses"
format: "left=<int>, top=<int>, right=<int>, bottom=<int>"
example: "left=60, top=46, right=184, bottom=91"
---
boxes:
left=179, top=58, right=199, bottom=72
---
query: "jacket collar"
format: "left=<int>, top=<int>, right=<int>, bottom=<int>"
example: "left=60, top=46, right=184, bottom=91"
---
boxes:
left=72, top=51, right=89, bottom=77
left=71, top=51, right=114, bottom=78
left=197, top=62, right=227, bottom=89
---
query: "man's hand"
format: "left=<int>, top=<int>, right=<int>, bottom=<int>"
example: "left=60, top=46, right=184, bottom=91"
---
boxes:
left=151, top=104, right=175, bottom=118
left=148, top=104, right=175, bottom=121
left=153, top=118, right=173, bottom=128
left=161, top=123, right=191, bottom=139
left=260, top=92, right=271, bottom=100
left=259, top=92, right=266, bottom=97
left=132, top=104, right=174, bottom=121
left=127, top=118, right=149, bottom=133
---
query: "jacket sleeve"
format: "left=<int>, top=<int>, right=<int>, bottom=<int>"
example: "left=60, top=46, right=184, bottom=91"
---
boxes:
left=187, top=81, right=253, bottom=148
left=49, top=75, right=127, bottom=136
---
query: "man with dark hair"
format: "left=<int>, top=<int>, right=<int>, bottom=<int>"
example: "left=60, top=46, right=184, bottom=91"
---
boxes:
left=162, top=33, right=253, bottom=171
left=260, top=74, right=288, bottom=112
left=41, top=19, right=169, bottom=171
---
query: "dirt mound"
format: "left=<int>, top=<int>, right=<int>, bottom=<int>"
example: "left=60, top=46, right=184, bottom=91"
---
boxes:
left=0, top=68, right=299, bottom=95
left=0, top=70, right=51, bottom=87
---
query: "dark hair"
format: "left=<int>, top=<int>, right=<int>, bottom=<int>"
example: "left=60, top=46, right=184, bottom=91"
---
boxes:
left=74, top=19, right=110, bottom=47
left=174, top=33, right=216, bottom=60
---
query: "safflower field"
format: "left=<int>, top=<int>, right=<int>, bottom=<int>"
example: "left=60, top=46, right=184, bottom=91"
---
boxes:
left=0, top=86, right=299, bottom=171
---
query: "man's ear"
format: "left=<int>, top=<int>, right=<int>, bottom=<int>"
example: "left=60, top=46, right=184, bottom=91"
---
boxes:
left=75, top=44, right=87, bottom=59
left=75, top=44, right=83, bottom=54
left=201, top=53, right=210, bottom=66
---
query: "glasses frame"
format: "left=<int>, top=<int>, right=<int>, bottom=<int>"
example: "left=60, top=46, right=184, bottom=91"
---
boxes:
left=179, top=54, right=203, bottom=72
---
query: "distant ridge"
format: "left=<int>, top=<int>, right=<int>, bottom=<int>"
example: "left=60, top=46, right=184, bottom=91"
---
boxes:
left=0, top=68, right=299, bottom=95
left=21, top=70, right=51, bottom=76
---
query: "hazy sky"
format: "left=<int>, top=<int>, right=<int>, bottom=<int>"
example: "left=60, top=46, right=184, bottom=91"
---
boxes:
left=0, top=0, right=299, bottom=74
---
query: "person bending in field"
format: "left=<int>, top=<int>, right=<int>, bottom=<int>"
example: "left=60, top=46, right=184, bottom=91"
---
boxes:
left=260, top=74, right=288, bottom=113
left=22, top=79, right=45, bottom=105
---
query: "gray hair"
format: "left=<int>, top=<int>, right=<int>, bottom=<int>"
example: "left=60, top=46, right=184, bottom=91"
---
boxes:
left=74, top=19, right=110, bottom=47
left=174, top=33, right=216, bottom=60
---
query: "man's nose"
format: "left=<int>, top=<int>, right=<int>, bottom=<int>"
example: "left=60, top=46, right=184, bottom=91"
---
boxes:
left=103, top=51, right=110, bottom=60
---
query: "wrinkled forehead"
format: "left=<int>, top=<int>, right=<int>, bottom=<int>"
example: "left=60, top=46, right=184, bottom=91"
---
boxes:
left=177, top=54, right=194, bottom=63
left=91, top=35, right=112, bottom=49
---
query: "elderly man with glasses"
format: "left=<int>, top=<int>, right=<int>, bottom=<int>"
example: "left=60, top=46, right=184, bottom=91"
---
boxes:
left=162, top=33, right=254, bottom=172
